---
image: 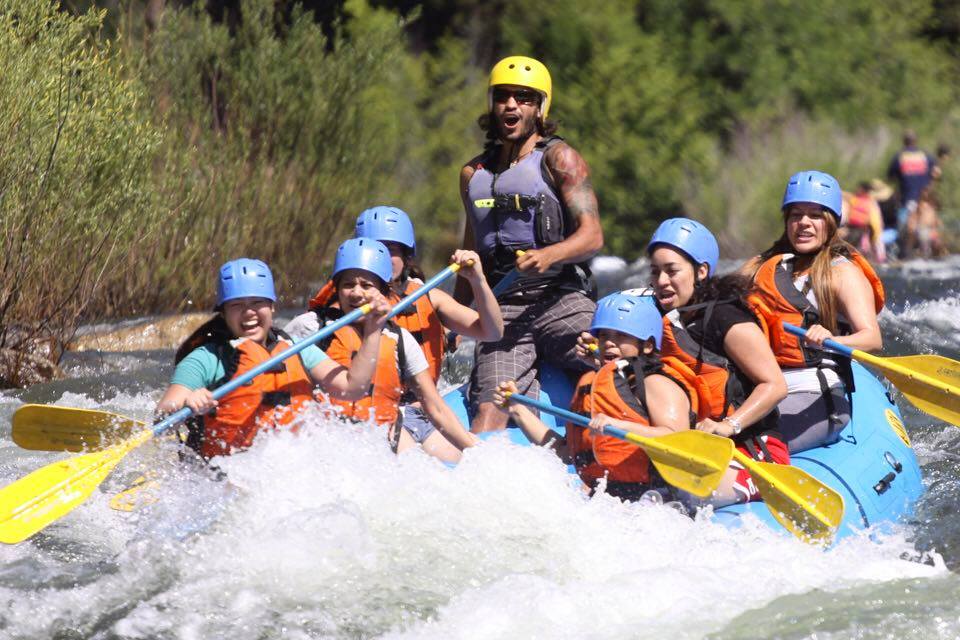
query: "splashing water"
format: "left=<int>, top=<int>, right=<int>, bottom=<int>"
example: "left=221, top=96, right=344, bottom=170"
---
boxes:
left=2, top=259, right=960, bottom=638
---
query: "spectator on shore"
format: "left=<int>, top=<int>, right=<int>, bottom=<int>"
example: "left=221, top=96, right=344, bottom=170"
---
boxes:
left=870, top=179, right=900, bottom=258
left=887, top=129, right=937, bottom=229
left=905, top=188, right=945, bottom=259
left=841, top=182, right=885, bottom=263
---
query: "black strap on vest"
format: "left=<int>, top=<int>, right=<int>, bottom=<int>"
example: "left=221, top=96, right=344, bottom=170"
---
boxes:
left=773, top=260, right=826, bottom=367
left=739, top=435, right=774, bottom=463
left=669, top=302, right=750, bottom=420
left=481, top=135, right=596, bottom=301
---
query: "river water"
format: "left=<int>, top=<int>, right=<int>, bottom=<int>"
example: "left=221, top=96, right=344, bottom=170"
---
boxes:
left=2, top=258, right=960, bottom=639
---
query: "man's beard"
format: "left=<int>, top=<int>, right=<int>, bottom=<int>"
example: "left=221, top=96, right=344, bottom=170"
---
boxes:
left=497, top=115, right=538, bottom=142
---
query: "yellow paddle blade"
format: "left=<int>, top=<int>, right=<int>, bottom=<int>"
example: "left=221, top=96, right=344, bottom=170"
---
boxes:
left=863, top=353, right=960, bottom=426
left=0, top=430, right=153, bottom=544
left=109, top=475, right=161, bottom=512
left=732, top=450, right=844, bottom=545
left=12, top=405, right=145, bottom=452
left=622, top=430, right=734, bottom=498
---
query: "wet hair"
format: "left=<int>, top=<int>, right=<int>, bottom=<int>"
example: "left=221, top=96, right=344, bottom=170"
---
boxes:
left=745, top=210, right=856, bottom=333
left=663, top=249, right=753, bottom=309
left=689, top=272, right=753, bottom=308
left=401, top=258, right=425, bottom=283
left=175, top=314, right=232, bottom=364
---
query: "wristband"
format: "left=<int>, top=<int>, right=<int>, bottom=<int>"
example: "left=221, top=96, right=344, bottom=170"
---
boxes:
left=723, top=415, right=743, bottom=436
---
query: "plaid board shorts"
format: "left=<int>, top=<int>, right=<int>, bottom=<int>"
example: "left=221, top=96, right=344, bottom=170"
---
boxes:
left=468, top=290, right=596, bottom=410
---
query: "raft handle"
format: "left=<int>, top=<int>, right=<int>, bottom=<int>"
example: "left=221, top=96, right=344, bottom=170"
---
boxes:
left=884, top=451, right=903, bottom=473
left=873, top=472, right=897, bottom=495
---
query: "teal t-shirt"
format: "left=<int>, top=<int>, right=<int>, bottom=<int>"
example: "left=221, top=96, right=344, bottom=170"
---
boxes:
left=170, top=339, right=327, bottom=391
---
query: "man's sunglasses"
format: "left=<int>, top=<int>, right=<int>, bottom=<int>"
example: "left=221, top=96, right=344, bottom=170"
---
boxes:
left=492, top=88, right=541, bottom=106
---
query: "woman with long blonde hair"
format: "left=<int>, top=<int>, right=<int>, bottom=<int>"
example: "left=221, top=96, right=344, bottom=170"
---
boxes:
left=746, top=171, right=884, bottom=452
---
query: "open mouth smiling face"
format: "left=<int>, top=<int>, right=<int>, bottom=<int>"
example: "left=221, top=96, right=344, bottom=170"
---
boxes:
left=223, top=297, right=274, bottom=343
left=492, top=85, right=541, bottom=140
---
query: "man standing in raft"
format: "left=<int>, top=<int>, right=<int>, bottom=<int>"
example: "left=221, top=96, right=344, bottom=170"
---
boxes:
left=457, top=55, right=604, bottom=433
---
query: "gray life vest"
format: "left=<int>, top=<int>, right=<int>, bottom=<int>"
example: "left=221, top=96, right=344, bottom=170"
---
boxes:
left=466, top=136, right=593, bottom=298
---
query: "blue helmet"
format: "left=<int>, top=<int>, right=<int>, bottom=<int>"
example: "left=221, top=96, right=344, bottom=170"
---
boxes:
left=590, top=292, right=663, bottom=349
left=782, top=170, right=842, bottom=221
left=354, top=206, right=417, bottom=255
left=217, top=258, right=276, bottom=306
left=647, top=218, right=720, bottom=277
left=332, top=238, right=393, bottom=284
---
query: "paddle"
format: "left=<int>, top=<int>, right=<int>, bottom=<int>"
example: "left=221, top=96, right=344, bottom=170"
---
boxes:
left=728, top=449, right=843, bottom=544
left=12, top=262, right=467, bottom=455
left=504, top=391, right=733, bottom=497
left=0, top=265, right=461, bottom=544
left=490, top=250, right=526, bottom=299
left=509, top=391, right=843, bottom=544
left=13, top=406, right=146, bottom=452
left=784, top=322, right=960, bottom=426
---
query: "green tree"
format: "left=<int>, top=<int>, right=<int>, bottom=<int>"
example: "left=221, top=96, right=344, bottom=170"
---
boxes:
left=493, top=0, right=712, bottom=257
left=0, top=0, right=161, bottom=385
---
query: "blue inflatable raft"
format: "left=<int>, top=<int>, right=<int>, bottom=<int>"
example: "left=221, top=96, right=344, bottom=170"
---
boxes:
left=442, top=361, right=925, bottom=541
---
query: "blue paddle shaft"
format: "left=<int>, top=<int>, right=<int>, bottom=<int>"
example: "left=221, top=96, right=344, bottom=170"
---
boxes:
left=151, top=305, right=368, bottom=437
left=782, top=323, right=854, bottom=357
left=507, top=392, right=630, bottom=442
left=387, top=264, right=458, bottom=319
left=491, top=267, right=520, bottom=298
left=153, top=265, right=460, bottom=438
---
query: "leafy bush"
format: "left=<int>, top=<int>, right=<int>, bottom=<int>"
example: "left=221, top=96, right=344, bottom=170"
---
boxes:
left=0, top=0, right=160, bottom=384
left=104, top=0, right=418, bottom=312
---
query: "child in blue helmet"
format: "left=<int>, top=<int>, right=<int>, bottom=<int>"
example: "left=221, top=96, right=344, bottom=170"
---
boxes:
left=493, top=292, right=694, bottom=501
left=156, top=258, right=391, bottom=458
left=285, top=239, right=480, bottom=461
left=747, top=171, right=884, bottom=452
left=353, top=206, right=503, bottom=460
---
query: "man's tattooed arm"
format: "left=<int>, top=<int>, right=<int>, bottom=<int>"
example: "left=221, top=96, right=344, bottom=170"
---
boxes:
left=544, top=142, right=604, bottom=264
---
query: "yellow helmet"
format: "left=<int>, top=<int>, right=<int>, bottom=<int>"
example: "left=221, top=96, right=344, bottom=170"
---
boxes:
left=488, top=55, right=552, bottom=119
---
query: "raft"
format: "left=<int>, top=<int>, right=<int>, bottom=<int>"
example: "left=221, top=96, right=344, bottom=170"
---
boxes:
left=442, top=360, right=925, bottom=541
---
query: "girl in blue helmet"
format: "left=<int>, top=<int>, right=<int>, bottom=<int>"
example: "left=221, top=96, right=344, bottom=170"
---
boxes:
left=285, top=239, right=480, bottom=462
left=493, top=292, right=696, bottom=501
left=747, top=171, right=885, bottom=452
left=352, top=205, right=503, bottom=458
left=635, top=218, right=788, bottom=506
left=156, top=258, right=391, bottom=459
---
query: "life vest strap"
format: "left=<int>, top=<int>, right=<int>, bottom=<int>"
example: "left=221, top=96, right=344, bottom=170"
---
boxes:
left=262, top=391, right=291, bottom=407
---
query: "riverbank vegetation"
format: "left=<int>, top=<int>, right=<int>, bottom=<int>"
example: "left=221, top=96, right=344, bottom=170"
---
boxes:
left=2, top=0, right=959, bottom=384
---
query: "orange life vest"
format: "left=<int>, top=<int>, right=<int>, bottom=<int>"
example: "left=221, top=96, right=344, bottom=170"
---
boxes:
left=847, top=193, right=873, bottom=229
left=585, top=357, right=697, bottom=486
left=564, top=370, right=606, bottom=486
left=747, top=252, right=885, bottom=368
left=192, top=332, right=315, bottom=458
left=308, top=281, right=407, bottom=426
left=389, top=278, right=445, bottom=382
left=659, top=313, right=748, bottom=423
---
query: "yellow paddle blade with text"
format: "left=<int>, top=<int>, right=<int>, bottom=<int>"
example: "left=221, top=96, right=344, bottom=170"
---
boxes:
left=864, top=353, right=960, bottom=426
